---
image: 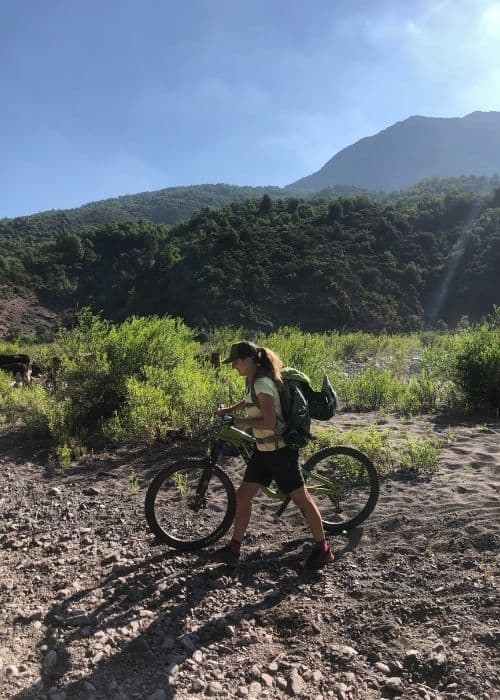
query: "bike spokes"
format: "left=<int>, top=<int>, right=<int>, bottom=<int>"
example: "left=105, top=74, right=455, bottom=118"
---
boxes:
left=149, top=463, right=234, bottom=548
left=305, top=446, right=379, bottom=532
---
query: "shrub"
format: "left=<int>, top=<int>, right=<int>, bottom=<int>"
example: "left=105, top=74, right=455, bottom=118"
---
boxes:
left=307, top=424, right=442, bottom=476
left=452, top=325, right=500, bottom=411
left=398, top=434, right=441, bottom=472
left=306, top=424, right=394, bottom=476
left=341, top=367, right=400, bottom=411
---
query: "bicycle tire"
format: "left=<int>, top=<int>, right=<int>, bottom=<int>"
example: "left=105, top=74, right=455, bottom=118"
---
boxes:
left=302, top=445, right=379, bottom=534
left=144, top=459, right=236, bottom=551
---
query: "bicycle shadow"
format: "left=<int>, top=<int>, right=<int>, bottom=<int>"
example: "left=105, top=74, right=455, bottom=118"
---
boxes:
left=10, top=536, right=346, bottom=700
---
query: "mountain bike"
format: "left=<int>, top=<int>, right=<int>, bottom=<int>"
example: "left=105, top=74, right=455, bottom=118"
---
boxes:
left=145, top=416, right=379, bottom=551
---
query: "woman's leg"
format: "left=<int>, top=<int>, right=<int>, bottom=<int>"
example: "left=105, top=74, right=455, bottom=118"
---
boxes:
left=289, top=485, right=334, bottom=567
left=232, top=481, right=260, bottom=541
left=289, top=485, right=326, bottom=541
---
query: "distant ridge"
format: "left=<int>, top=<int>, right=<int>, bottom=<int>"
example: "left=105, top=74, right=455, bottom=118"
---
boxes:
left=287, top=111, right=500, bottom=193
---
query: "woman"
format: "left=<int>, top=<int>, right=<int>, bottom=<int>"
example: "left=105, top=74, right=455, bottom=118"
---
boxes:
left=214, top=340, right=334, bottom=568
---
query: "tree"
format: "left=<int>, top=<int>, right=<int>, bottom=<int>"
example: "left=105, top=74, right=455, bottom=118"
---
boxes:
left=259, top=194, right=272, bottom=213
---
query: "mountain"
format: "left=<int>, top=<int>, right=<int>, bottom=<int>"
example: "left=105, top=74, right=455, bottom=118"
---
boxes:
left=288, top=111, right=500, bottom=193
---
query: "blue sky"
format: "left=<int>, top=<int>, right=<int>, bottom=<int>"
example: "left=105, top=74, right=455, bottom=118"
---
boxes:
left=1, top=0, right=500, bottom=218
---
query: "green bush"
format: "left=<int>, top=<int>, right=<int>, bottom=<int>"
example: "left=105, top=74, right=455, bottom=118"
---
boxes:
left=399, top=435, right=441, bottom=472
left=306, top=424, right=394, bottom=476
left=307, top=424, right=442, bottom=476
left=1, top=317, right=496, bottom=454
left=340, top=367, right=400, bottom=411
left=452, top=325, right=500, bottom=411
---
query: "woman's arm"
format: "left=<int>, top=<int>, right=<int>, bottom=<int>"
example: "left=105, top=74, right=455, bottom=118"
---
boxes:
left=216, top=399, right=246, bottom=416
left=233, top=392, right=276, bottom=431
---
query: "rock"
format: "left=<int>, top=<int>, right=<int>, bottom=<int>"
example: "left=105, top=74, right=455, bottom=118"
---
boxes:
left=179, top=634, right=196, bottom=653
left=276, top=677, right=288, bottom=691
left=48, top=487, right=62, bottom=496
left=43, top=650, right=58, bottom=673
left=248, top=681, right=262, bottom=697
left=4, top=664, right=19, bottom=677
left=261, top=673, right=274, bottom=687
left=430, top=650, right=447, bottom=667
left=102, top=551, right=121, bottom=564
left=385, top=677, right=404, bottom=694
left=374, top=661, right=391, bottom=675
left=404, top=649, right=421, bottom=664
left=334, top=682, right=350, bottom=700
left=440, top=623, right=460, bottom=635
left=288, top=669, right=307, bottom=696
left=191, top=678, right=205, bottom=692
left=206, top=681, right=224, bottom=696
left=84, top=486, right=101, bottom=496
left=339, top=645, right=358, bottom=658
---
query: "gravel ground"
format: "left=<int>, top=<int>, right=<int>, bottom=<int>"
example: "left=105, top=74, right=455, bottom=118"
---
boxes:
left=0, top=412, right=499, bottom=700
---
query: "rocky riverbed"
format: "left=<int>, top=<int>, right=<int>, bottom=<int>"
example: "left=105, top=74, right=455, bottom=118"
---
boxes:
left=1, top=412, right=499, bottom=699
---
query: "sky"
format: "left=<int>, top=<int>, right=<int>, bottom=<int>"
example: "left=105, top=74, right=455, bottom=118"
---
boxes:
left=1, top=0, right=500, bottom=218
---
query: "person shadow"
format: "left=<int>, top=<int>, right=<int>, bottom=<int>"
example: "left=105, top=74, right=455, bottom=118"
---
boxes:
left=10, top=528, right=364, bottom=699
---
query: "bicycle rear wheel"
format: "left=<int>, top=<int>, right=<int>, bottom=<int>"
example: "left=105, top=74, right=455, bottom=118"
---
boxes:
left=144, top=459, right=236, bottom=551
left=303, top=445, right=379, bottom=534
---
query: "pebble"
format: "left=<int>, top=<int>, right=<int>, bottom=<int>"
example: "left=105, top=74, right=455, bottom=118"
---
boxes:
left=206, top=681, right=224, bottom=696
left=385, top=677, right=404, bottom=694
left=288, top=669, right=307, bottom=696
left=261, top=673, right=274, bottom=687
left=374, top=661, right=391, bottom=675
left=248, top=681, right=262, bottom=697
left=4, top=664, right=19, bottom=678
left=430, top=650, right=447, bottom=667
left=43, top=650, right=58, bottom=672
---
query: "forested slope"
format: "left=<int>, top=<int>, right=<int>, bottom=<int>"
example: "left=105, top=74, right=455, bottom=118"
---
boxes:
left=1, top=187, right=499, bottom=333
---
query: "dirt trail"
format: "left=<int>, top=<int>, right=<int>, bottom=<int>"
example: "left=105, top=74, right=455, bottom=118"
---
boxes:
left=0, top=413, right=499, bottom=699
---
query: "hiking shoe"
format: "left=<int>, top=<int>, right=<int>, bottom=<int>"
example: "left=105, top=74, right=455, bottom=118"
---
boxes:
left=305, top=543, right=334, bottom=569
left=212, top=544, right=240, bottom=566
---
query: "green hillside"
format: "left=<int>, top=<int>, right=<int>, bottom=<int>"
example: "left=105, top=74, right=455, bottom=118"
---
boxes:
left=2, top=186, right=499, bottom=334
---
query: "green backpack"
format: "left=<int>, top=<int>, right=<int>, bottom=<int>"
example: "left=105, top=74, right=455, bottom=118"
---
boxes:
left=251, top=368, right=337, bottom=449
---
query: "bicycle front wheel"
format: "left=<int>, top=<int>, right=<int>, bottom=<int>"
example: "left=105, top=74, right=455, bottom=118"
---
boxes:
left=303, top=445, right=379, bottom=534
left=144, top=459, right=236, bottom=551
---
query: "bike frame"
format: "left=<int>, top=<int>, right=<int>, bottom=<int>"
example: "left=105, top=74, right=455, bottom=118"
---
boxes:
left=205, top=420, right=343, bottom=519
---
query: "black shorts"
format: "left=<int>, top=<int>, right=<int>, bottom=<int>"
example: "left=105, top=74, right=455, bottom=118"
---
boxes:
left=243, top=445, right=303, bottom=494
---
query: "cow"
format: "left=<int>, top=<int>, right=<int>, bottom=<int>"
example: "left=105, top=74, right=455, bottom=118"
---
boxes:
left=0, top=362, right=32, bottom=386
left=0, top=354, right=34, bottom=387
left=0, top=353, right=32, bottom=367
